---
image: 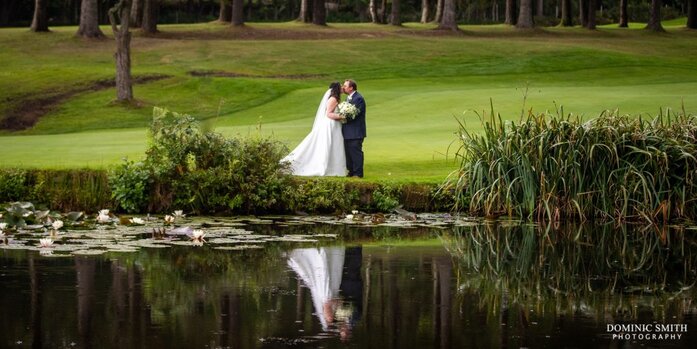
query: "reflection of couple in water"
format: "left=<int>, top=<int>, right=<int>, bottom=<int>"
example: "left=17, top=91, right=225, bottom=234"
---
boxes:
left=287, top=246, right=363, bottom=340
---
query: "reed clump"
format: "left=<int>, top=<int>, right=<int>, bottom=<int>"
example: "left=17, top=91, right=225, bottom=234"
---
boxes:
left=447, top=107, right=697, bottom=222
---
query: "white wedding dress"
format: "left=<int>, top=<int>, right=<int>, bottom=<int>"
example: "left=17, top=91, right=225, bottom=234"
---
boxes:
left=281, top=89, right=346, bottom=176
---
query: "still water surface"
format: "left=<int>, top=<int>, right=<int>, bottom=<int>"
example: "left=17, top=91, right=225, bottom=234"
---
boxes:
left=1, top=218, right=696, bottom=348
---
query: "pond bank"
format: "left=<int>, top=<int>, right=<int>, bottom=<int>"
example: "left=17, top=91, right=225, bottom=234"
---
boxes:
left=0, top=168, right=454, bottom=214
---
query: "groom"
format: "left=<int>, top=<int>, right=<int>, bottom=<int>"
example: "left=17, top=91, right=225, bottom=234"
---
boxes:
left=342, top=79, right=366, bottom=178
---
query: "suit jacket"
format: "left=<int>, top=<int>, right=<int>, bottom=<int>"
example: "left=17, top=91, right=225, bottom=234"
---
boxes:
left=342, top=91, right=366, bottom=140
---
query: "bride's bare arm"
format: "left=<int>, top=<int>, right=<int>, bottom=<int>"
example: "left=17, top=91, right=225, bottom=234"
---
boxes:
left=326, top=97, right=342, bottom=120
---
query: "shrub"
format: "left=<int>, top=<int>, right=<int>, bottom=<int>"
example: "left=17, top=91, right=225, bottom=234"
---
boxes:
left=0, top=169, right=29, bottom=202
left=371, top=186, right=401, bottom=212
left=109, top=160, right=150, bottom=213
left=289, top=179, right=359, bottom=213
left=110, top=107, right=292, bottom=214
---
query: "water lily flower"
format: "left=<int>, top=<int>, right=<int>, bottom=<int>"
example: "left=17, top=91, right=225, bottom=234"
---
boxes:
left=96, top=210, right=111, bottom=224
left=192, top=240, right=204, bottom=247
left=351, top=210, right=359, bottom=215
left=0, top=231, right=5, bottom=239
left=0, top=223, right=7, bottom=230
left=164, top=215, right=175, bottom=224
left=129, top=217, right=145, bottom=225
left=39, top=238, right=54, bottom=248
left=345, top=214, right=354, bottom=220
left=173, top=210, right=185, bottom=218
left=191, top=229, right=206, bottom=242
left=52, top=220, right=64, bottom=230
left=39, top=249, right=54, bottom=256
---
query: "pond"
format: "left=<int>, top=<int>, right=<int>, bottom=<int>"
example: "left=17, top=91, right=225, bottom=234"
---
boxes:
left=1, top=215, right=696, bottom=348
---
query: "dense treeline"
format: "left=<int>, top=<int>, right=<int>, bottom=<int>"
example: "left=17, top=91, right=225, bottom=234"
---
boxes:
left=0, top=0, right=691, bottom=27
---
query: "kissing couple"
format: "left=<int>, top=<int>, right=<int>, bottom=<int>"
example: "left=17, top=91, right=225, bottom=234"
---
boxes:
left=281, top=79, right=367, bottom=178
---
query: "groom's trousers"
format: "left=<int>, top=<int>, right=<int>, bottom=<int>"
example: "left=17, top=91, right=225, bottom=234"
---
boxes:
left=344, top=138, right=364, bottom=178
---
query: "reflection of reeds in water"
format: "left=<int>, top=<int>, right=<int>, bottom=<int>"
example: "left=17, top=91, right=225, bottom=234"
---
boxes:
left=442, top=223, right=697, bottom=322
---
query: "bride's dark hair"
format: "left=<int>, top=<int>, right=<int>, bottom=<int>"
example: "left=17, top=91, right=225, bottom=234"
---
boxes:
left=329, top=82, right=341, bottom=100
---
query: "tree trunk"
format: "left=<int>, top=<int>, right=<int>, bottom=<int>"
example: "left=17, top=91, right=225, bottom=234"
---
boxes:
left=219, top=0, right=231, bottom=22
left=390, top=0, right=401, bottom=25
left=537, top=0, right=543, bottom=16
left=109, top=0, right=134, bottom=102
left=505, top=0, right=515, bottom=25
left=141, top=0, right=158, bottom=33
left=517, top=0, right=534, bottom=28
left=369, top=0, right=378, bottom=23
left=438, top=0, right=458, bottom=30
left=131, top=0, right=143, bottom=26
left=380, top=0, right=388, bottom=23
left=77, top=0, right=105, bottom=38
left=560, top=0, right=572, bottom=26
left=689, top=0, right=697, bottom=29
left=298, top=0, right=310, bottom=22
left=434, top=0, right=444, bottom=23
left=586, top=0, right=596, bottom=29
left=420, top=0, right=429, bottom=23
left=313, top=0, right=326, bottom=25
left=645, top=0, right=664, bottom=31
left=31, top=0, right=49, bottom=32
left=579, top=0, right=587, bottom=27
left=232, top=0, right=243, bottom=25
left=618, top=0, right=628, bottom=27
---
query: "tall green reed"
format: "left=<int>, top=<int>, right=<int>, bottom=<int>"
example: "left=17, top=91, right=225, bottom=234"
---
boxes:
left=446, top=106, right=697, bottom=222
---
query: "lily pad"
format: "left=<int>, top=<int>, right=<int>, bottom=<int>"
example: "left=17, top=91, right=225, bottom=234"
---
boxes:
left=71, top=249, right=107, bottom=256
left=214, top=244, right=264, bottom=250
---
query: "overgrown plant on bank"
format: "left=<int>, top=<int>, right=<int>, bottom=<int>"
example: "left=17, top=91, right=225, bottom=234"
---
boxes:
left=446, top=107, right=697, bottom=222
left=109, top=107, right=293, bottom=214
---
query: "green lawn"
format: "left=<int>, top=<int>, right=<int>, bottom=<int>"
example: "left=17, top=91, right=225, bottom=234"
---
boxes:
left=0, top=21, right=696, bottom=182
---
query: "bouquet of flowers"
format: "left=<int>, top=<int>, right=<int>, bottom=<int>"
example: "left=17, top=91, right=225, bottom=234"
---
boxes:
left=337, top=101, right=359, bottom=124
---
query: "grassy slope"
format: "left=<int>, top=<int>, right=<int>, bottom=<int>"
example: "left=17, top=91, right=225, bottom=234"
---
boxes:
left=0, top=21, right=696, bottom=182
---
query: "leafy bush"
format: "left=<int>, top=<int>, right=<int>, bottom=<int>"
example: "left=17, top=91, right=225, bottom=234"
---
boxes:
left=109, top=160, right=150, bottom=213
left=0, top=169, right=29, bottom=202
left=371, top=186, right=401, bottom=212
left=110, top=107, right=292, bottom=214
left=289, top=179, right=359, bottom=213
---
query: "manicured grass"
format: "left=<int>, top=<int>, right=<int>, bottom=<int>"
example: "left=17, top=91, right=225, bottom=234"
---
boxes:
left=0, top=22, right=696, bottom=182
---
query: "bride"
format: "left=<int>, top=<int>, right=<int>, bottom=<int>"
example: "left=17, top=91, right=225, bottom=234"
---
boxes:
left=281, top=82, right=346, bottom=176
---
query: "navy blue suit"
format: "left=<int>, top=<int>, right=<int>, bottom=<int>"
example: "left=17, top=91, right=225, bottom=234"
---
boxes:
left=342, top=91, right=366, bottom=177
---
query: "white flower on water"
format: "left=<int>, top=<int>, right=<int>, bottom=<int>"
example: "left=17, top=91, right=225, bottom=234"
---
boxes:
left=351, top=210, right=359, bottom=215
left=0, top=223, right=7, bottom=230
left=345, top=214, right=354, bottom=220
left=192, top=240, right=204, bottom=247
left=96, top=210, right=111, bottom=224
left=164, top=215, right=175, bottom=224
left=191, top=229, right=206, bottom=242
left=173, top=210, right=185, bottom=218
left=39, top=238, right=54, bottom=248
left=52, top=220, right=64, bottom=230
left=129, top=217, right=145, bottom=225
left=0, top=231, right=5, bottom=239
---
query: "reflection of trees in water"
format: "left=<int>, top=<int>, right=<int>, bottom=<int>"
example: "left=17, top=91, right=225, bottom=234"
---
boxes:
left=443, top=223, right=697, bottom=325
